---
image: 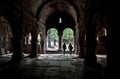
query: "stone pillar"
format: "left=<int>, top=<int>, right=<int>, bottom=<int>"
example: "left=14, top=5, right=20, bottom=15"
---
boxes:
left=26, top=35, right=29, bottom=45
left=41, top=40, right=44, bottom=52
left=59, top=36, right=61, bottom=50
left=44, top=36, right=46, bottom=54
left=11, top=34, right=23, bottom=61
left=105, top=2, right=115, bottom=78
left=74, top=37, right=77, bottom=54
left=84, top=1, right=97, bottom=66
left=29, top=28, right=38, bottom=57
left=40, top=33, right=45, bottom=54
left=3, top=0, right=23, bottom=64
left=58, top=33, right=62, bottom=52
left=78, top=21, right=86, bottom=58
left=85, top=16, right=97, bottom=66
left=5, top=15, right=24, bottom=63
left=75, top=25, right=79, bottom=54
left=79, top=34, right=86, bottom=58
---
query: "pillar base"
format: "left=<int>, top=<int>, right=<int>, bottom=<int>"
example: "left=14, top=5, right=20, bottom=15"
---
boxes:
left=38, top=50, right=44, bottom=54
left=58, top=49, right=62, bottom=53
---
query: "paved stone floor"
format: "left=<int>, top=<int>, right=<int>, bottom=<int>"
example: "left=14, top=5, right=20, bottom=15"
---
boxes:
left=0, top=54, right=107, bottom=79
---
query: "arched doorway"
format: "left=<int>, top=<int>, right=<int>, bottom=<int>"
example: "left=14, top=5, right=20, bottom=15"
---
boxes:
left=96, top=28, right=107, bottom=55
left=62, top=28, right=74, bottom=52
left=46, top=28, right=59, bottom=51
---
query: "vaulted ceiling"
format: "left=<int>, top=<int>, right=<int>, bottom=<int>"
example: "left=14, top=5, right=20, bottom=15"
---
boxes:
left=0, top=0, right=108, bottom=36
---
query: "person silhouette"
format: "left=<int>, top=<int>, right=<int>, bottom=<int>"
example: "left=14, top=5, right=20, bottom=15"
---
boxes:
left=62, top=43, right=66, bottom=55
left=68, top=43, right=73, bottom=55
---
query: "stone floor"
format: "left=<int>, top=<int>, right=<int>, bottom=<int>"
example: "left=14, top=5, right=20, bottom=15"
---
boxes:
left=0, top=53, right=107, bottom=79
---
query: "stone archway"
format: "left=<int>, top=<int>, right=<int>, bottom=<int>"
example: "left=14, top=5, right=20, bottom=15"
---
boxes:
left=62, top=28, right=75, bottom=53
left=46, top=28, right=59, bottom=51
left=36, top=0, right=79, bottom=54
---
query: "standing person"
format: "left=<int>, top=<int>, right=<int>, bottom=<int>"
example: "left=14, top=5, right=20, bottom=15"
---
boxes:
left=62, top=43, right=66, bottom=55
left=68, top=43, right=73, bottom=55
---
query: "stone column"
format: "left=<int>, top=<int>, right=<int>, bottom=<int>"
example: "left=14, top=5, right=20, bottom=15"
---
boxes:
left=26, top=35, right=29, bottom=45
left=79, top=34, right=86, bottom=58
left=78, top=21, right=86, bottom=58
left=75, top=24, right=79, bottom=54
left=84, top=0, right=97, bottom=66
left=40, top=33, right=45, bottom=54
left=85, top=16, right=97, bottom=66
left=74, top=37, right=77, bottom=54
left=5, top=16, right=23, bottom=63
left=105, top=1, right=115, bottom=78
left=29, top=27, right=38, bottom=57
left=11, top=34, right=23, bottom=61
left=58, top=33, right=62, bottom=52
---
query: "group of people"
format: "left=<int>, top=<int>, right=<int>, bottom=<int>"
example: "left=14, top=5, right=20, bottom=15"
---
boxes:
left=62, top=43, right=73, bottom=55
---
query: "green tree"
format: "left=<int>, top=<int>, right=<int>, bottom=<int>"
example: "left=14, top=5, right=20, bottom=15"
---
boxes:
left=48, top=28, right=58, bottom=46
left=49, top=28, right=58, bottom=40
left=62, top=28, right=74, bottom=43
